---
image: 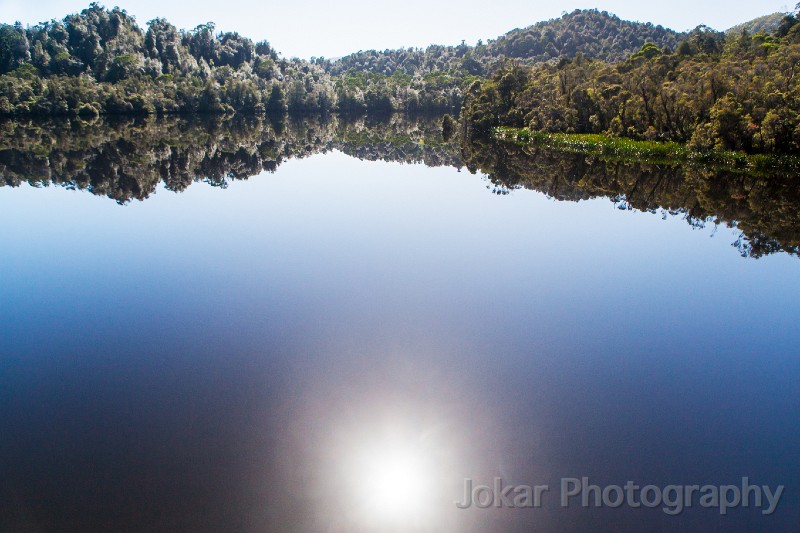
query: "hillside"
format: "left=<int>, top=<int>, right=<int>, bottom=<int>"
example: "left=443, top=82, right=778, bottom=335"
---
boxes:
left=462, top=15, right=800, bottom=155
left=726, top=13, right=785, bottom=35
left=484, top=9, right=683, bottom=63
left=327, top=9, right=688, bottom=77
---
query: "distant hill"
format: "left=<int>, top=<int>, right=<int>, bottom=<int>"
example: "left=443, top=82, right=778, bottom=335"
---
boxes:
left=484, top=9, right=684, bottom=63
left=328, top=9, right=688, bottom=77
left=726, top=13, right=786, bottom=35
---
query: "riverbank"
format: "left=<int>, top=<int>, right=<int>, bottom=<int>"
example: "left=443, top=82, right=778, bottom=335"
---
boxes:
left=494, top=128, right=800, bottom=175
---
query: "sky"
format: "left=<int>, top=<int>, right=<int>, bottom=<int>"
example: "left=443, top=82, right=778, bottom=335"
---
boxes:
left=1, top=0, right=792, bottom=59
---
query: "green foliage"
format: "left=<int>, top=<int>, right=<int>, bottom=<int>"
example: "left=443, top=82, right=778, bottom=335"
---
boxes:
left=265, top=84, right=286, bottom=114
left=0, top=4, right=339, bottom=117
left=630, top=42, right=662, bottom=61
left=0, top=24, right=30, bottom=73
left=497, top=127, right=798, bottom=171
left=105, top=53, right=139, bottom=81
left=323, top=9, right=697, bottom=114
left=11, top=63, right=39, bottom=80
left=441, top=114, right=456, bottom=140
left=463, top=29, right=800, bottom=155
left=2, top=3, right=799, bottom=137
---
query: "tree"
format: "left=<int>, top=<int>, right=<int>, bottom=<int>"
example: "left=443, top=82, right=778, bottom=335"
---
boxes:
left=0, top=24, right=30, bottom=73
left=265, top=84, right=286, bottom=114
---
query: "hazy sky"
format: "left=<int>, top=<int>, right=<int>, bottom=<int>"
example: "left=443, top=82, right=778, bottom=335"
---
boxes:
left=2, top=0, right=791, bottom=59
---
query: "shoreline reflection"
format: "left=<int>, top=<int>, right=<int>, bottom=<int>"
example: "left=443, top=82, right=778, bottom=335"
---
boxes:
left=2, top=114, right=800, bottom=259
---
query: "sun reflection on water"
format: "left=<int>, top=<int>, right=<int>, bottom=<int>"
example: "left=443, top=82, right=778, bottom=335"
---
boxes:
left=272, top=350, right=495, bottom=531
left=349, top=438, right=434, bottom=525
left=329, top=409, right=466, bottom=531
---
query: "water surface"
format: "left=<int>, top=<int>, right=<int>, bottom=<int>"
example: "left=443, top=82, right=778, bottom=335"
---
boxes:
left=1, top=116, right=799, bottom=532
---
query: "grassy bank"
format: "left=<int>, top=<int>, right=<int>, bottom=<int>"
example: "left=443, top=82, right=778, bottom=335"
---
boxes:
left=495, top=127, right=800, bottom=174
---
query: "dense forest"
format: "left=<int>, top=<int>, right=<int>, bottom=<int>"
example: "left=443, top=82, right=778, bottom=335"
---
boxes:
left=328, top=9, right=685, bottom=78
left=0, top=6, right=702, bottom=119
left=2, top=4, right=800, bottom=155
left=0, top=4, right=344, bottom=116
left=323, top=9, right=688, bottom=110
left=0, top=5, right=724, bottom=118
left=462, top=13, right=800, bottom=154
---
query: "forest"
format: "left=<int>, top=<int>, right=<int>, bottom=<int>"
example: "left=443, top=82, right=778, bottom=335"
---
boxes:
left=462, top=15, right=800, bottom=155
left=2, top=4, right=800, bottom=155
left=0, top=2, right=465, bottom=116
left=0, top=5, right=724, bottom=118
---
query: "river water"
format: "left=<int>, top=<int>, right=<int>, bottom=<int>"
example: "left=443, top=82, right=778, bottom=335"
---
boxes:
left=1, top=115, right=798, bottom=531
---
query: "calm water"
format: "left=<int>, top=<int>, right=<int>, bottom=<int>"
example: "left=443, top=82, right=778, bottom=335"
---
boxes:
left=1, top=116, right=799, bottom=532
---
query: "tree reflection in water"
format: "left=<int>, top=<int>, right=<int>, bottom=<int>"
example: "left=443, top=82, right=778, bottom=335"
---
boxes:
left=1, top=114, right=799, bottom=259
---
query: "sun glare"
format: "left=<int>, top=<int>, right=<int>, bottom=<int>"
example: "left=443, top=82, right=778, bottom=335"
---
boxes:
left=349, top=440, right=434, bottom=527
